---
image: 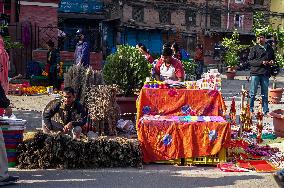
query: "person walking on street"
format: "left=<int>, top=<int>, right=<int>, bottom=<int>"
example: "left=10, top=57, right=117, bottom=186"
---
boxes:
left=0, top=84, right=19, bottom=186
left=248, top=34, right=275, bottom=115
left=74, top=29, right=90, bottom=67
left=194, top=44, right=204, bottom=80
left=46, top=40, right=60, bottom=90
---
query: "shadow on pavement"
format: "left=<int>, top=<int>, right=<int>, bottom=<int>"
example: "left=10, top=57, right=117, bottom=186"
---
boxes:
left=6, top=167, right=274, bottom=188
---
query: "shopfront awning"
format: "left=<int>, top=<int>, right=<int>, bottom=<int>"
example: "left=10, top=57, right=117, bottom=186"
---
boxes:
left=58, top=12, right=105, bottom=20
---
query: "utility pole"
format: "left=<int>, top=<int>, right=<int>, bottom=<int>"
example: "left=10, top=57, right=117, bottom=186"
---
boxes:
left=205, top=0, right=208, bottom=29
left=10, top=0, right=16, bottom=23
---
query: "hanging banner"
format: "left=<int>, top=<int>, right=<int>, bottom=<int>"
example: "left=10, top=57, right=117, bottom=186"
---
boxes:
left=59, top=0, right=103, bottom=14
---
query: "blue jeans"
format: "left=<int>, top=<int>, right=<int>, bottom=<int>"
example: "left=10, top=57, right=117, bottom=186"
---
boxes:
left=249, top=75, right=269, bottom=113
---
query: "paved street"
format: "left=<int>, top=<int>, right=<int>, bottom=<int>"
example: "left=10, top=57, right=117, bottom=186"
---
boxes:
left=6, top=71, right=284, bottom=188
left=7, top=165, right=280, bottom=188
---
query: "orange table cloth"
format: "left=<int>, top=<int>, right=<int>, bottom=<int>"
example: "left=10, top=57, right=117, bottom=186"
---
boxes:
left=137, top=116, right=231, bottom=162
left=136, top=89, right=226, bottom=124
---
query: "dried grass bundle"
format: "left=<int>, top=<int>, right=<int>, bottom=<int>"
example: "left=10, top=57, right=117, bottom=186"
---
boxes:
left=17, top=131, right=142, bottom=169
left=64, top=65, right=104, bottom=105
left=86, top=85, right=120, bottom=135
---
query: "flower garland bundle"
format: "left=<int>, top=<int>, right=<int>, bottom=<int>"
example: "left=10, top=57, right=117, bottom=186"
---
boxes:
left=58, top=62, right=64, bottom=77
left=21, top=86, right=47, bottom=95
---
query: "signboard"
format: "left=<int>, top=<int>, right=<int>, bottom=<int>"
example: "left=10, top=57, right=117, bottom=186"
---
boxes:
left=59, top=0, right=103, bottom=14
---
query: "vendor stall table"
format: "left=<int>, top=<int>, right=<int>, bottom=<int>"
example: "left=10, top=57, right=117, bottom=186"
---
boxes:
left=137, top=115, right=231, bottom=162
left=137, top=88, right=226, bottom=122
left=136, top=88, right=230, bottom=163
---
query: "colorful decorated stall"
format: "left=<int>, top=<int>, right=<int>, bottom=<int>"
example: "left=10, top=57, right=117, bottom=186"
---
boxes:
left=136, top=70, right=231, bottom=163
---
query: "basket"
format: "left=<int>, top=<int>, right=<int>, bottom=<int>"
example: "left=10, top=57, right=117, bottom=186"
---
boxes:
left=185, top=147, right=227, bottom=165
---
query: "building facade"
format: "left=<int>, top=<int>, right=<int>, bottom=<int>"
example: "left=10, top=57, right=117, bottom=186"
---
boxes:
left=270, top=0, right=284, bottom=29
left=105, top=0, right=270, bottom=63
left=2, top=0, right=272, bottom=75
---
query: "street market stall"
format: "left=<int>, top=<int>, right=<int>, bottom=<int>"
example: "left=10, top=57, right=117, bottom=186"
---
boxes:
left=136, top=70, right=230, bottom=163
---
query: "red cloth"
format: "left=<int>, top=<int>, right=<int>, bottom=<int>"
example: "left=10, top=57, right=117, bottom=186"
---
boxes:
left=0, top=108, right=4, bottom=116
left=154, top=57, right=185, bottom=79
left=0, top=36, right=9, bottom=94
left=136, top=89, right=226, bottom=125
left=194, top=48, right=203, bottom=61
left=137, top=116, right=231, bottom=162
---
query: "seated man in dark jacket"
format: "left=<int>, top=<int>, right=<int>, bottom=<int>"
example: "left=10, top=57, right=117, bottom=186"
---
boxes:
left=42, top=87, right=87, bottom=138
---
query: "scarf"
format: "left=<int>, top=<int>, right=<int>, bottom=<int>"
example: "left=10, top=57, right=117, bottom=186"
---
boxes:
left=0, top=37, right=9, bottom=94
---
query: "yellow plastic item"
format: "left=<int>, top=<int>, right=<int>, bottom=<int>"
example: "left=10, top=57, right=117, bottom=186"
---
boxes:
left=155, top=159, right=181, bottom=165
left=153, top=148, right=226, bottom=166
left=185, top=147, right=227, bottom=165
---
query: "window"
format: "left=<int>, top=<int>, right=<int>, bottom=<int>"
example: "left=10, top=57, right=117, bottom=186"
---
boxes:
left=132, top=6, right=144, bottom=22
left=235, top=0, right=244, bottom=3
left=235, top=14, right=244, bottom=28
left=186, top=11, right=196, bottom=26
left=254, top=0, right=264, bottom=5
left=210, top=10, right=221, bottom=27
left=159, top=10, right=171, bottom=24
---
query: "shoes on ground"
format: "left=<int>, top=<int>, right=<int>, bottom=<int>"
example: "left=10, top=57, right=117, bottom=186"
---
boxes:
left=0, top=176, right=19, bottom=186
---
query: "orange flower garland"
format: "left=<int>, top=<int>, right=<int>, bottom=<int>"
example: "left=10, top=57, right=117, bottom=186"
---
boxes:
left=21, top=86, right=47, bottom=95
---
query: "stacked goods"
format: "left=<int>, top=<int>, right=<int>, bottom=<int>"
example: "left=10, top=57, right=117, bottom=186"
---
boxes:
left=0, top=117, right=27, bottom=167
left=85, top=85, right=120, bottom=135
left=17, top=131, right=142, bottom=169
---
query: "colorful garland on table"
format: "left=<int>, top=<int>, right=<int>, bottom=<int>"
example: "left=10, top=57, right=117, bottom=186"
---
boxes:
left=58, top=62, right=63, bottom=77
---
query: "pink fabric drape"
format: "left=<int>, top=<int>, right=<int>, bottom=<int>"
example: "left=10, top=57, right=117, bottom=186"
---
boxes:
left=0, top=36, right=9, bottom=94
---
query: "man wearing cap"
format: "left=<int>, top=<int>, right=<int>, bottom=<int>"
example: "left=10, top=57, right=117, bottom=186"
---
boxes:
left=154, top=47, right=185, bottom=82
left=248, top=34, right=275, bottom=115
left=74, top=29, right=90, bottom=66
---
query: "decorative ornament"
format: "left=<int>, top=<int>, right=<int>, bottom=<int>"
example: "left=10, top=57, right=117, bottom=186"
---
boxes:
left=256, top=98, right=263, bottom=144
left=229, top=97, right=237, bottom=126
left=181, top=105, right=191, bottom=114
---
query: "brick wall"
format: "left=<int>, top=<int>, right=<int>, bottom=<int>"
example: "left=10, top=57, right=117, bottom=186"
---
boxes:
left=32, top=50, right=103, bottom=70
left=19, top=5, right=58, bottom=27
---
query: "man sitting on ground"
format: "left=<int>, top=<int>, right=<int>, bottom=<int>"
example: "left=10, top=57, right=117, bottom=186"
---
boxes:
left=42, top=87, right=87, bottom=139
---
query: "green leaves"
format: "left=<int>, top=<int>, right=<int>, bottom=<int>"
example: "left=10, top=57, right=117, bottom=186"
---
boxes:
left=183, top=60, right=197, bottom=77
left=252, top=12, right=284, bottom=68
left=221, top=30, right=247, bottom=67
left=103, top=45, right=150, bottom=96
left=275, top=53, right=284, bottom=68
left=1, top=24, right=23, bottom=50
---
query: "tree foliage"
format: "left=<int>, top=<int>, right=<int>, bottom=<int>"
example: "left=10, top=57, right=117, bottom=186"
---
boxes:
left=0, top=24, right=23, bottom=50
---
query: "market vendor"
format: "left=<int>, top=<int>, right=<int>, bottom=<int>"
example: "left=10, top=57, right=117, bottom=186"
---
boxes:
left=154, top=47, right=185, bottom=82
left=42, top=87, right=87, bottom=138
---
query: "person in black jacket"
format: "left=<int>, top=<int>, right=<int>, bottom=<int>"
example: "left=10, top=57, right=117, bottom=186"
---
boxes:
left=248, top=34, right=275, bottom=115
left=0, top=84, right=19, bottom=185
left=42, top=87, right=87, bottom=139
left=46, top=40, right=60, bottom=90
